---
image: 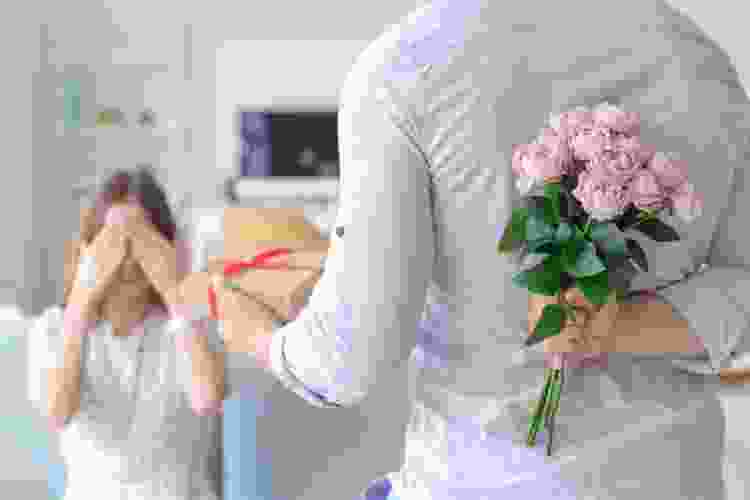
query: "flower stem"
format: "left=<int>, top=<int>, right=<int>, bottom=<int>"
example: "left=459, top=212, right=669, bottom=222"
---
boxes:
left=527, top=369, right=553, bottom=446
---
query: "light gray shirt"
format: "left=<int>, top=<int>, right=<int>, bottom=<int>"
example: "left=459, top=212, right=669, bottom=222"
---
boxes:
left=252, top=1, right=748, bottom=498
left=27, top=307, right=226, bottom=500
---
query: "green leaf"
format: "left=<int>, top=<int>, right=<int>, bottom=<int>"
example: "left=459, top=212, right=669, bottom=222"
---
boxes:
left=525, top=196, right=557, bottom=226
left=555, top=221, right=574, bottom=243
left=512, top=256, right=563, bottom=296
left=525, top=303, right=566, bottom=347
left=527, top=214, right=555, bottom=240
left=633, top=218, right=681, bottom=242
left=573, top=223, right=586, bottom=241
left=498, top=208, right=529, bottom=254
left=565, top=240, right=606, bottom=277
left=560, top=239, right=581, bottom=270
left=526, top=214, right=556, bottom=253
left=574, top=271, right=611, bottom=306
left=530, top=241, right=562, bottom=257
left=543, top=182, right=562, bottom=225
left=625, top=238, right=649, bottom=273
left=589, top=222, right=610, bottom=242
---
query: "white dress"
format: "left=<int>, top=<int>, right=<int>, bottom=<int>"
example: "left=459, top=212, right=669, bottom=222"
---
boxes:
left=258, top=1, right=750, bottom=498
left=27, top=307, right=226, bottom=500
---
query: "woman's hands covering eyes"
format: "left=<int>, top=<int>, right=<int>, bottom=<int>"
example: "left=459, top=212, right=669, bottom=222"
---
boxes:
left=70, top=220, right=129, bottom=317
left=119, top=203, right=181, bottom=309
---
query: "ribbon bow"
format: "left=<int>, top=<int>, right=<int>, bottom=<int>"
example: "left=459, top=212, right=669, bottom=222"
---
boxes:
left=208, top=248, right=293, bottom=320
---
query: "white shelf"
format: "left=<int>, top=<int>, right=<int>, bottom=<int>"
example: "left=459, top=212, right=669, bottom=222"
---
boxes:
left=234, top=177, right=339, bottom=202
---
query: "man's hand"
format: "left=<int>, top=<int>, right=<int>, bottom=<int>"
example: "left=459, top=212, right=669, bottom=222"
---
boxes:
left=565, top=287, right=619, bottom=348
left=536, top=287, right=619, bottom=353
left=211, top=275, right=278, bottom=364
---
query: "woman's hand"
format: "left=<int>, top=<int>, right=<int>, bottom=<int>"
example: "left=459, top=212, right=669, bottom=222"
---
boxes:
left=68, top=220, right=128, bottom=319
left=53, top=215, right=128, bottom=428
left=121, top=203, right=181, bottom=308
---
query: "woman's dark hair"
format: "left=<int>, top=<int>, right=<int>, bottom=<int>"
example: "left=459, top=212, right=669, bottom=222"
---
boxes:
left=64, top=165, right=178, bottom=311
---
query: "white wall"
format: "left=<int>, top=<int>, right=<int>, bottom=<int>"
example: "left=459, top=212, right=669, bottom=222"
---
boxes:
left=214, top=39, right=370, bottom=179
left=188, top=0, right=426, bottom=207
left=1, top=0, right=39, bottom=313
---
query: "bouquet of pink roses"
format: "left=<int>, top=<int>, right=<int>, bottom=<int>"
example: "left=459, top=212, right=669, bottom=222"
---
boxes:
left=497, top=102, right=704, bottom=455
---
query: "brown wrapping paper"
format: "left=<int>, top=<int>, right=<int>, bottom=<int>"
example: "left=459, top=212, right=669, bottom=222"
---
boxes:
left=224, top=267, right=322, bottom=321
left=528, top=290, right=704, bottom=354
left=222, top=207, right=330, bottom=261
left=219, top=206, right=330, bottom=320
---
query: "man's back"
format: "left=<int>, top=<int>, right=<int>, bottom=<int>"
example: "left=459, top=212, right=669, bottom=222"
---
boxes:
left=339, top=1, right=744, bottom=498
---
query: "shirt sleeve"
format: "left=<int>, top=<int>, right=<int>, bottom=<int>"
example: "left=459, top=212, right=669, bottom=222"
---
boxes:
left=26, top=306, right=89, bottom=415
left=639, top=100, right=750, bottom=373
left=264, top=67, right=435, bottom=408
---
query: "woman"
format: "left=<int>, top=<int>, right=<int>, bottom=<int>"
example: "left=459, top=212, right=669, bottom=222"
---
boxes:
left=28, top=167, right=227, bottom=499
left=214, top=0, right=750, bottom=499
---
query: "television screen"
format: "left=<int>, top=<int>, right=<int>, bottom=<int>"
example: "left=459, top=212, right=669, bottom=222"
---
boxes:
left=238, top=109, right=339, bottom=178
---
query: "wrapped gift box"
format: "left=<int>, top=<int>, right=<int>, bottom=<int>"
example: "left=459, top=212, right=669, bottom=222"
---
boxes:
left=222, top=266, right=322, bottom=321
left=174, top=207, right=331, bottom=349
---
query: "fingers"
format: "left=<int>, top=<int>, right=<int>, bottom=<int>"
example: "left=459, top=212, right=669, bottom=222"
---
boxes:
left=104, top=205, right=131, bottom=226
left=588, top=294, right=620, bottom=340
left=210, top=275, right=223, bottom=291
left=563, top=287, right=593, bottom=310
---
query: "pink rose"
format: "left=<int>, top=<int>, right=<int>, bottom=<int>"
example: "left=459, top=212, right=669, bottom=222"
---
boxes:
left=572, top=169, right=630, bottom=221
left=587, top=151, right=641, bottom=182
left=670, top=181, right=703, bottom=223
left=629, top=169, right=667, bottom=210
left=613, top=136, right=656, bottom=166
left=511, top=142, right=565, bottom=183
left=648, top=152, right=689, bottom=190
left=511, top=144, right=541, bottom=195
left=592, top=102, right=641, bottom=136
left=570, top=126, right=614, bottom=161
left=538, top=127, right=573, bottom=168
left=511, top=144, right=528, bottom=177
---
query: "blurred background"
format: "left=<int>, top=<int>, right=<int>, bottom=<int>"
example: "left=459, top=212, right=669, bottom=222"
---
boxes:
left=1, top=0, right=749, bottom=499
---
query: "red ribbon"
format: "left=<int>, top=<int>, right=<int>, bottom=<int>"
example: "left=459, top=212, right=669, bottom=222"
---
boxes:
left=209, top=248, right=293, bottom=320
left=222, top=248, right=292, bottom=276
